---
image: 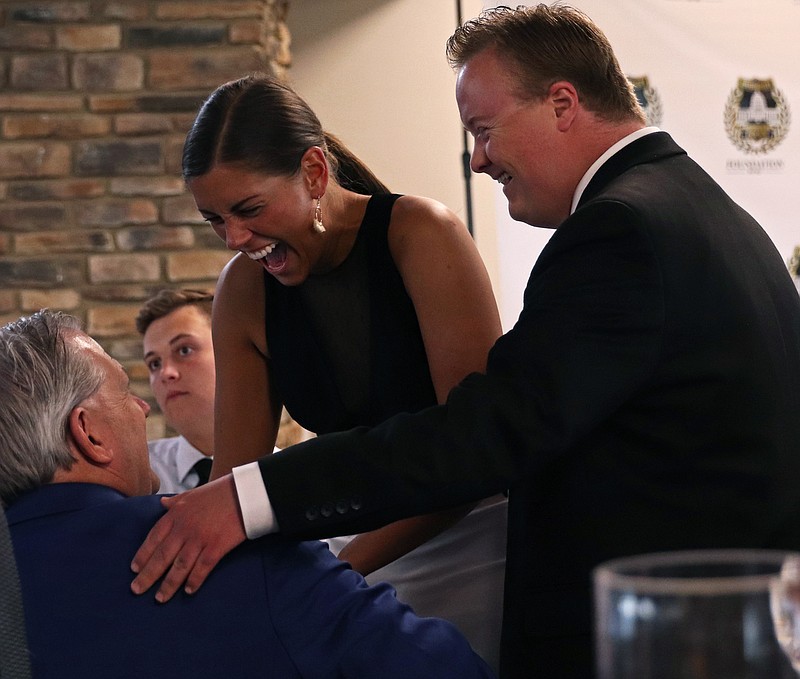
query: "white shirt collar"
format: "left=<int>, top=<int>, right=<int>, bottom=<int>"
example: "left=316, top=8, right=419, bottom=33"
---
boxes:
left=570, top=127, right=661, bottom=215
left=175, top=436, right=210, bottom=483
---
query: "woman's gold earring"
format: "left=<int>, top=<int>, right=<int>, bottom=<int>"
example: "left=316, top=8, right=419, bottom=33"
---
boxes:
left=313, top=197, right=325, bottom=233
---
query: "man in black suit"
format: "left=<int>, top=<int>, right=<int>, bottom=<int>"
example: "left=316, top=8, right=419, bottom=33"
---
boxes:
left=131, top=5, right=800, bottom=677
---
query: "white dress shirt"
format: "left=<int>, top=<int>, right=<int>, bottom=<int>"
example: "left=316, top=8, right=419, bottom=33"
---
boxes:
left=148, top=436, right=211, bottom=495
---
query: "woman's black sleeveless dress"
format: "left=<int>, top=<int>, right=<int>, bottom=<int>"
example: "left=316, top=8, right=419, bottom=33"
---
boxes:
left=263, top=193, right=436, bottom=435
left=263, top=193, right=507, bottom=673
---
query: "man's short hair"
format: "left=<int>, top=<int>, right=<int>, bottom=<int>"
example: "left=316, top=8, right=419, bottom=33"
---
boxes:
left=446, top=4, right=645, bottom=124
left=135, top=288, right=214, bottom=335
left=0, top=310, right=104, bottom=505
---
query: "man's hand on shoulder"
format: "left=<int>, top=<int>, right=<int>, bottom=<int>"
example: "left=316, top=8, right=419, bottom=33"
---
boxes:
left=130, top=474, right=246, bottom=602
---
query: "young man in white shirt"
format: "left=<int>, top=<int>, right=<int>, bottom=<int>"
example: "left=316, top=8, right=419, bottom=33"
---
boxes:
left=136, top=289, right=216, bottom=493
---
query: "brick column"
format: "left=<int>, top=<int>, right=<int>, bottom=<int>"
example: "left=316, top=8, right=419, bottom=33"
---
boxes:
left=0, top=0, right=292, bottom=440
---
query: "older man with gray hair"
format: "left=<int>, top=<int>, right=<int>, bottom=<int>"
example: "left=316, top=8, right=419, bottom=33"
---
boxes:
left=0, top=309, right=494, bottom=679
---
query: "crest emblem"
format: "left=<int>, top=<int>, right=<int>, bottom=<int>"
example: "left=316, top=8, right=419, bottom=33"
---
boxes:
left=788, top=246, right=800, bottom=294
left=629, top=76, right=663, bottom=127
left=724, top=78, right=791, bottom=154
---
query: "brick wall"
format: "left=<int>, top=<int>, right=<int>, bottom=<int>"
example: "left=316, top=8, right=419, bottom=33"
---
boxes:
left=0, top=0, right=301, bottom=443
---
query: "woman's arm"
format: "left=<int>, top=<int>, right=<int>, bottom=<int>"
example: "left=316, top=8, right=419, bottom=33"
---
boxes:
left=388, top=195, right=501, bottom=397
left=337, top=195, right=502, bottom=574
left=210, top=254, right=282, bottom=481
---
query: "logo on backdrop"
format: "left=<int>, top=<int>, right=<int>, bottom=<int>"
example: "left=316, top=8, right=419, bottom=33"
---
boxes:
left=628, top=76, right=663, bottom=127
left=724, top=78, right=791, bottom=155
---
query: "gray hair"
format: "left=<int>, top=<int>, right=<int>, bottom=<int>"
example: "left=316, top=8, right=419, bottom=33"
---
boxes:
left=0, top=310, right=105, bottom=505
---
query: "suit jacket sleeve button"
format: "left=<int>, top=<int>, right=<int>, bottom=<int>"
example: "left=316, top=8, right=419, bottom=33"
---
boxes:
left=350, top=497, right=362, bottom=511
left=305, top=506, right=319, bottom=521
left=320, top=502, right=334, bottom=518
left=335, top=499, right=349, bottom=515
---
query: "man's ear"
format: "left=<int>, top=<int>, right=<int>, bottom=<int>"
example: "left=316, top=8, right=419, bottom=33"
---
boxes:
left=301, top=145, right=329, bottom=197
left=548, top=80, right=579, bottom=132
left=67, top=406, right=113, bottom=465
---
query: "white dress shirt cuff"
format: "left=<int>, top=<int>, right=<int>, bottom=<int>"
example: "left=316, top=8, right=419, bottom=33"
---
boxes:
left=232, top=462, right=279, bottom=539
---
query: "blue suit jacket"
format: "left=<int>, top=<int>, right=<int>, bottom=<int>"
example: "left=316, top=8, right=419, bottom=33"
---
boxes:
left=255, top=133, right=800, bottom=677
left=6, top=483, right=493, bottom=679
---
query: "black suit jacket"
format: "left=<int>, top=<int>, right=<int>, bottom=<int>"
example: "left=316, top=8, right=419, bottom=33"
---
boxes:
left=260, top=133, right=800, bottom=677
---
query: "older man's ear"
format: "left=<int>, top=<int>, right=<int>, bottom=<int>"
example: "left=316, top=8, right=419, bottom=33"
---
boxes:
left=67, top=406, right=113, bottom=466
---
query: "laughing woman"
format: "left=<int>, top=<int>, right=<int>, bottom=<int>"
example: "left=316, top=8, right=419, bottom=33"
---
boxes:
left=185, top=73, right=507, bottom=671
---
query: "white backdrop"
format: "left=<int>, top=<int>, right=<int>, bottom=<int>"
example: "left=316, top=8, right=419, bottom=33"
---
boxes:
left=488, top=0, right=800, bottom=329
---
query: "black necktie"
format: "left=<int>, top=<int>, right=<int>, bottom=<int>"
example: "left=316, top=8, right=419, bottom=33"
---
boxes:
left=192, top=457, right=213, bottom=487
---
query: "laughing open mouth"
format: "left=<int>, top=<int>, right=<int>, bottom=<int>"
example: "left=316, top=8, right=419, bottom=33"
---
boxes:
left=245, top=241, right=288, bottom=272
